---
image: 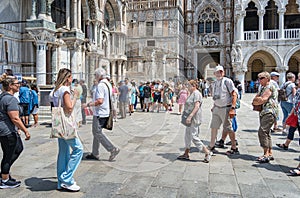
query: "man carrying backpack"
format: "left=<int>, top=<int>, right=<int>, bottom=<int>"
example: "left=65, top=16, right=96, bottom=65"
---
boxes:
left=279, top=72, right=296, bottom=134
left=143, top=82, right=152, bottom=112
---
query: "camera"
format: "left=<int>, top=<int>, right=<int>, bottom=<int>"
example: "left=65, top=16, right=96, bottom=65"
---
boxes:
left=213, top=95, right=220, bottom=100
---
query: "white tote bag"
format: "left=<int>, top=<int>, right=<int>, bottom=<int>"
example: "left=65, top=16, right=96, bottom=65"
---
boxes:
left=51, top=98, right=78, bottom=139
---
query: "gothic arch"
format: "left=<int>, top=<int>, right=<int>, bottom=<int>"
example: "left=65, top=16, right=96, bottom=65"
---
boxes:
left=104, top=0, right=122, bottom=31
left=194, top=0, right=224, bottom=21
left=284, top=45, right=300, bottom=66
left=243, top=46, right=282, bottom=70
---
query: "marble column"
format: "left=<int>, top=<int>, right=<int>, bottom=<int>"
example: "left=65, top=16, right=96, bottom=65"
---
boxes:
left=117, top=61, right=122, bottom=83
left=36, top=41, right=47, bottom=85
left=72, top=0, right=78, bottom=29
left=278, top=67, right=288, bottom=87
left=258, top=10, right=265, bottom=40
left=38, top=0, right=47, bottom=19
left=88, top=54, right=96, bottom=88
left=235, top=71, right=246, bottom=93
left=236, top=11, right=246, bottom=41
left=278, top=8, right=286, bottom=39
left=163, top=55, right=167, bottom=81
left=30, top=0, right=37, bottom=20
left=77, top=0, right=82, bottom=30
left=111, top=61, right=116, bottom=82
left=66, top=0, right=70, bottom=29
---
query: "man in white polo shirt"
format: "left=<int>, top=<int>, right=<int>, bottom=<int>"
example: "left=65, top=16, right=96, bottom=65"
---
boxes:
left=84, top=67, right=120, bottom=161
left=208, top=65, right=238, bottom=155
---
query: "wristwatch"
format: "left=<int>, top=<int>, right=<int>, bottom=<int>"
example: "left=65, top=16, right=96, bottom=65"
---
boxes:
left=231, top=106, right=235, bottom=109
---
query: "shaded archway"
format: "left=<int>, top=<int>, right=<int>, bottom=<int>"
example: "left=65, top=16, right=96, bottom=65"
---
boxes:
left=287, top=50, right=300, bottom=76
left=197, top=52, right=220, bottom=80
left=246, top=50, right=277, bottom=81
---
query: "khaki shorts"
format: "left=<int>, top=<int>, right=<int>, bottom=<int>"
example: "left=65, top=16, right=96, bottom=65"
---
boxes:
left=144, top=98, right=151, bottom=104
left=210, top=106, right=233, bottom=132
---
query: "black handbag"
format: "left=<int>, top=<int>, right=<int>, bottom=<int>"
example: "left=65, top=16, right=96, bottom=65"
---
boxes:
left=103, top=82, right=113, bottom=130
left=181, top=111, right=192, bottom=127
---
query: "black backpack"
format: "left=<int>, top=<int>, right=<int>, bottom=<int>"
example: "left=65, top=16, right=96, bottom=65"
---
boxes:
left=143, top=86, right=151, bottom=98
left=278, top=82, right=292, bottom=101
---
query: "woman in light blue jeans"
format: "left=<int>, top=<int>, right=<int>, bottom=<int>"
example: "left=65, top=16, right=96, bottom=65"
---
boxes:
left=53, top=68, right=83, bottom=192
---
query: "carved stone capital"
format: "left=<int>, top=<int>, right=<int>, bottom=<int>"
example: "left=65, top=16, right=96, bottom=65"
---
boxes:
left=258, top=10, right=265, bottom=17
left=27, top=29, right=56, bottom=43
left=276, top=66, right=288, bottom=72
left=278, top=8, right=286, bottom=15
left=232, top=63, right=247, bottom=74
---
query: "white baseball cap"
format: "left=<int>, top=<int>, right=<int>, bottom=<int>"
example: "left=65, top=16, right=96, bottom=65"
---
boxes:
left=270, top=72, right=280, bottom=77
left=215, top=65, right=224, bottom=72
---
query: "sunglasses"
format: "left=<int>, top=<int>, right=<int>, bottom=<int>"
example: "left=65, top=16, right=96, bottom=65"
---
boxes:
left=259, top=77, right=265, bottom=80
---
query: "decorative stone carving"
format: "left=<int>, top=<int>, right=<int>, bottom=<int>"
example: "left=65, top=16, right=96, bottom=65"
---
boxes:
left=231, top=44, right=242, bottom=63
left=198, top=34, right=219, bottom=46
left=88, top=0, right=97, bottom=20
left=146, top=10, right=154, bottom=21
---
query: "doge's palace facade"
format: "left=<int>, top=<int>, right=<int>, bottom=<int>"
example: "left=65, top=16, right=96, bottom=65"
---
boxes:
left=233, top=0, right=300, bottom=89
left=0, top=0, right=127, bottom=87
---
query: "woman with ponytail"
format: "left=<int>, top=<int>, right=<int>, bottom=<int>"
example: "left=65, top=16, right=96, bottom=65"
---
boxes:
left=52, top=68, right=83, bottom=192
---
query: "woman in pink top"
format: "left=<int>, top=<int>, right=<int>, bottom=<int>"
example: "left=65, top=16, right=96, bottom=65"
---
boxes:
left=111, top=81, right=119, bottom=121
left=177, top=84, right=189, bottom=115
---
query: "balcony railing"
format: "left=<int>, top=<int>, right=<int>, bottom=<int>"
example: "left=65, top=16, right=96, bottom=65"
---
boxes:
left=244, top=31, right=258, bottom=40
left=244, top=28, right=300, bottom=40
left=264, top=30, right=278, bottom=39
left=285, top=28, right=300, bottom=39
left=127, top=0, right=177, bottom=10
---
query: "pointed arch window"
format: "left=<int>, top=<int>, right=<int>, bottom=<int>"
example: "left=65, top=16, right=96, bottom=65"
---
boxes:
left=198, top=7, right=220, bottom=34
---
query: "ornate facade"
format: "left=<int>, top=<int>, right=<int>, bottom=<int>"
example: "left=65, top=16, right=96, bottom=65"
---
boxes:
left=233, top=0, right=300, bottom=88
left=126, top=0, right=185, bottom=81
left=1, top=0, right=300, bottom=88
left=0, top=0, right=127, bottom=87
left=185, top=0, right=234, bottom=80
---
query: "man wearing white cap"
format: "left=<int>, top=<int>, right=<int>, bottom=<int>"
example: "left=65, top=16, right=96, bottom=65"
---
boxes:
left=209, top=65, right=239, bottom=154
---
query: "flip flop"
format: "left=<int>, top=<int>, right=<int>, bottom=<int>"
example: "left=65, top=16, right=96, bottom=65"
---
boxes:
left=289, top=168, right=300, bottom=176
left=177, top=154, right=189, bottom=160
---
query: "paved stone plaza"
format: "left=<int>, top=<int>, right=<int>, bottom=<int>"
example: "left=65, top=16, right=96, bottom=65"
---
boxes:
left=0, top=93, right=300, bottom=197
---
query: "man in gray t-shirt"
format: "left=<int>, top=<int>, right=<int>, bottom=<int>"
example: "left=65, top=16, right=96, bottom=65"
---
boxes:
left=118, top=81, right=129, bottom=118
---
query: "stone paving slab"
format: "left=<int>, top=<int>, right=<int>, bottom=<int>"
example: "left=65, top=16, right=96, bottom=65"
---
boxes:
left=0, top=93, right=299, bottom=197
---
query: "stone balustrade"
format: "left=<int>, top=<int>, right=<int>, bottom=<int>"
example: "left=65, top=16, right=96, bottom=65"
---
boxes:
left=244, top=28, right=300, bottom=40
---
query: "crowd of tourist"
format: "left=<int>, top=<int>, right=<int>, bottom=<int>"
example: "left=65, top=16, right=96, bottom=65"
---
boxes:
left=1, top=65, right=300, bottom=191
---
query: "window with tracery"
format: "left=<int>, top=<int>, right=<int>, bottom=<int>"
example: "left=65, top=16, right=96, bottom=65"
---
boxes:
left=198, top=7, right=220, bottom=34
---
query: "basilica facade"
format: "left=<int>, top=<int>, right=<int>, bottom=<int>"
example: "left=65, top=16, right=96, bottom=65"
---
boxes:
left=0, top=0, right=127, bottom=87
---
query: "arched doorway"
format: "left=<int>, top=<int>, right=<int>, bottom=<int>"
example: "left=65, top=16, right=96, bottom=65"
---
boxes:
left=197, top=52, right=219, bottom=80
left=288, top=50, right=300, bottom=77
left=246, top=50, right=277, bottom=81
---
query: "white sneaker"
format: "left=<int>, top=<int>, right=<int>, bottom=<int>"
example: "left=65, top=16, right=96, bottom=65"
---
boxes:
left=204, top=151, right=213, bottom=163
left=61, top=182, right=80, bottom=192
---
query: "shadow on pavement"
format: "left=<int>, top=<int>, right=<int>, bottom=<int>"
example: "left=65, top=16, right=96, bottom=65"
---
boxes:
left=242, top=129, right=257, bottom=133
left=25, top=177, right=57, bottom=191
left=252, top=163, right=295, bottom=175
left=156, top=153, right=179, bottom=162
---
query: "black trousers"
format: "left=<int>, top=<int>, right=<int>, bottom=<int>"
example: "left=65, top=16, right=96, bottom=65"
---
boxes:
left=0, top=133, right=23, bottom=175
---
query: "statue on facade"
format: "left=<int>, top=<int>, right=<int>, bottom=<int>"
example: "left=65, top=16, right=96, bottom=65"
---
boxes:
left=231, top=45, right=237, bottom=63
left=236, top=45, right=242, bottom=62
